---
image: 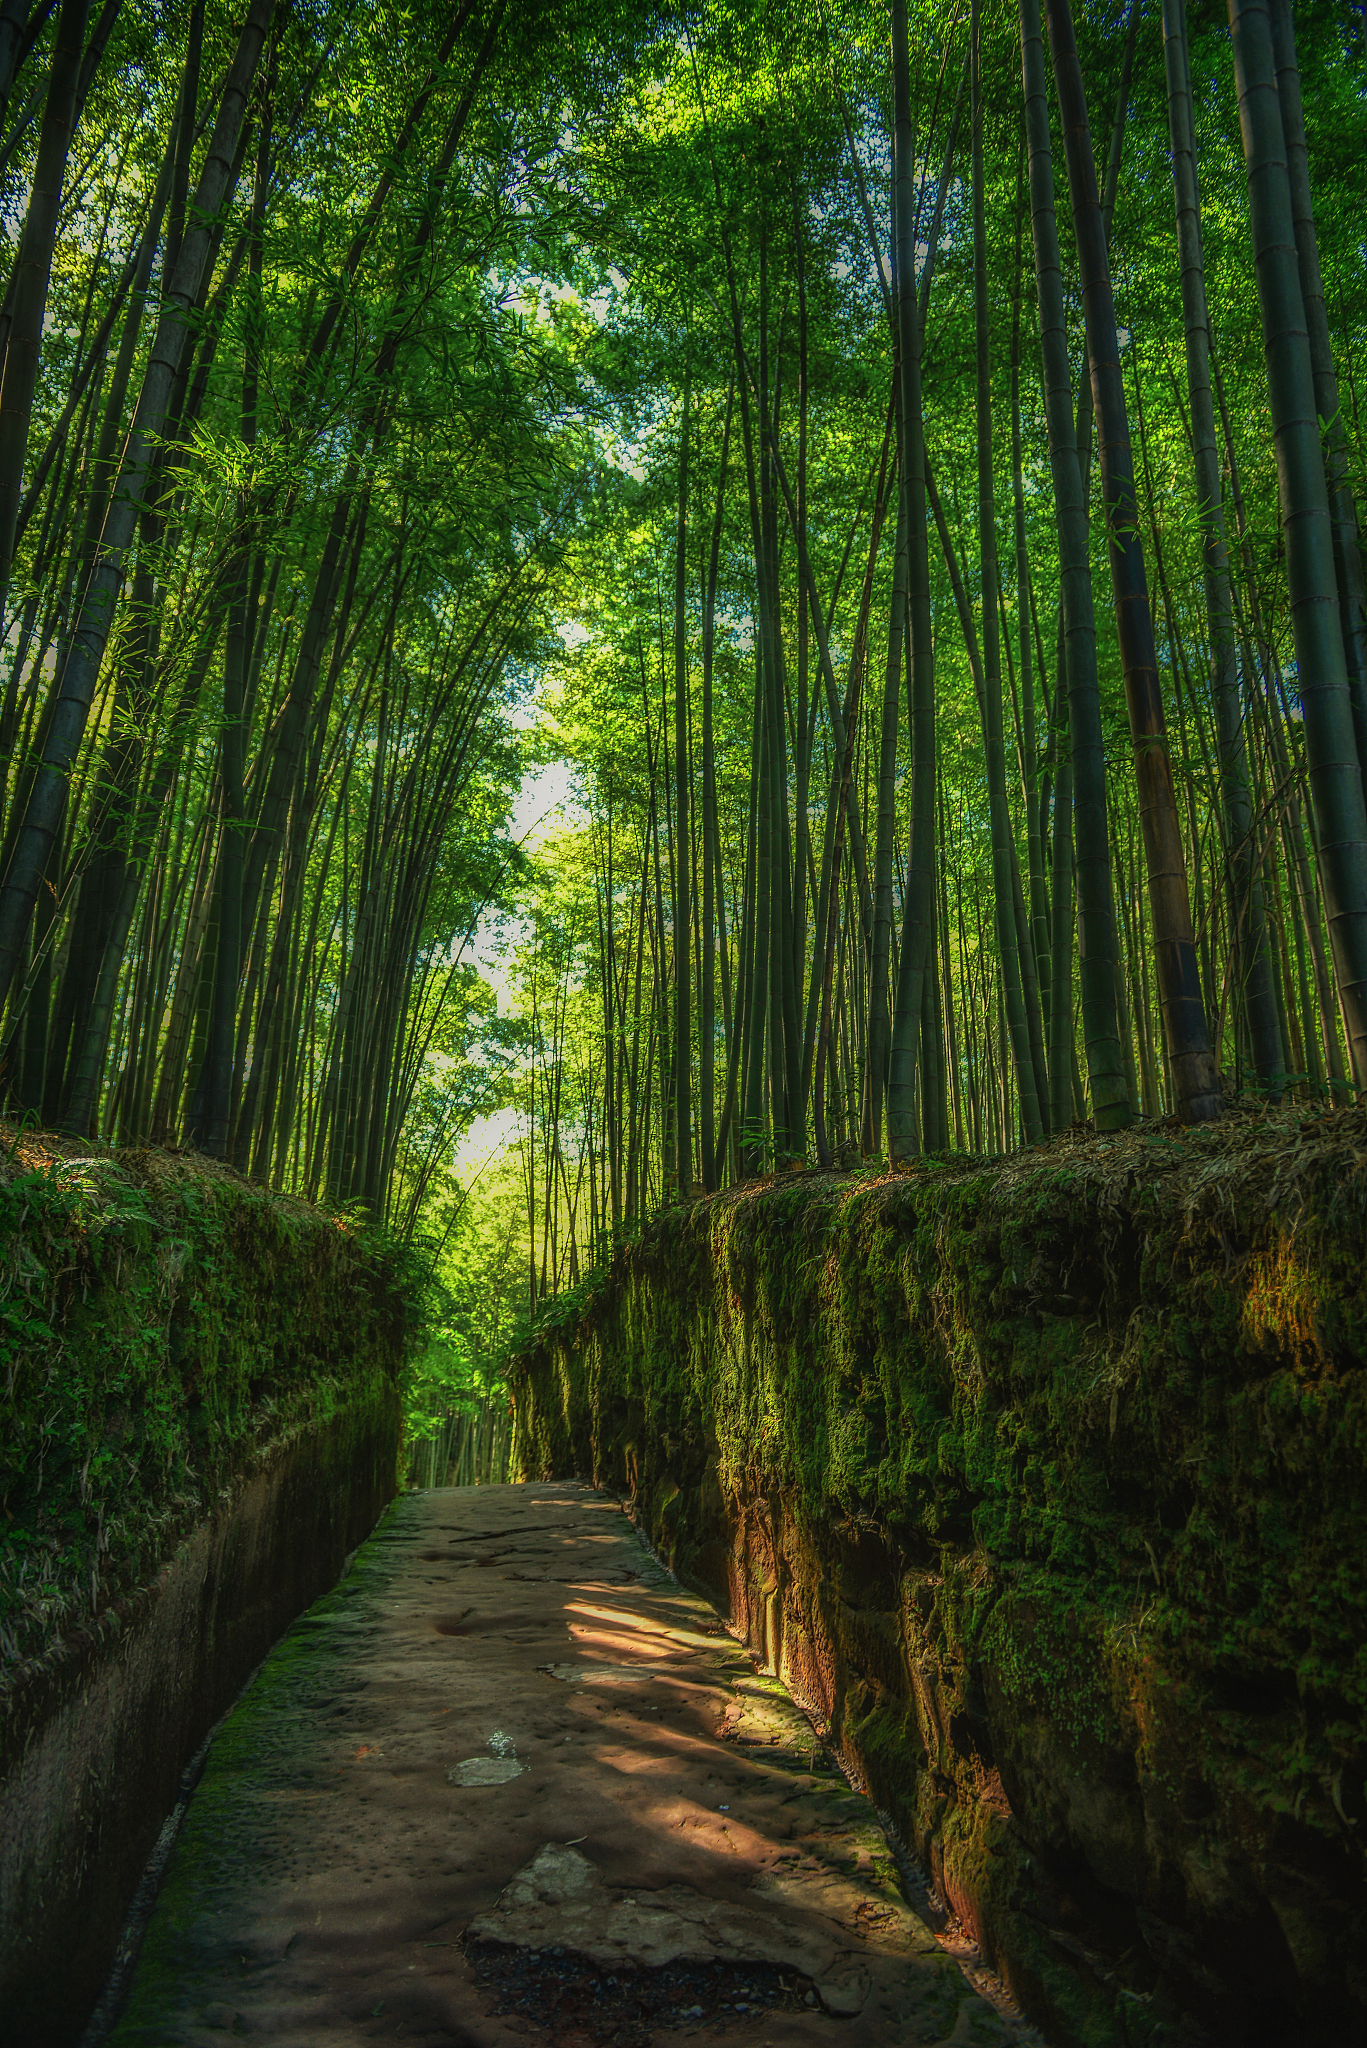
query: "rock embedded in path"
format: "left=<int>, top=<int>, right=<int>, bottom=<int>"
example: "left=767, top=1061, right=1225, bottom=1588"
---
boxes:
left=468, top=1839, right=875, bottom=2011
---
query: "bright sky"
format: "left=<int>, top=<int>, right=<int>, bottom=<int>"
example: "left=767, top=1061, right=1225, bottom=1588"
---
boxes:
left=450, top=1104, right=520, bottom=1179
left=451, top=754, right=579, bottom=1171
left=448, top=602, right=596, bottom=1175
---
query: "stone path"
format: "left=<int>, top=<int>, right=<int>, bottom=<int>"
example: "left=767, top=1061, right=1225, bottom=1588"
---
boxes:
left=108, top=1484, right=1019, bottom=2047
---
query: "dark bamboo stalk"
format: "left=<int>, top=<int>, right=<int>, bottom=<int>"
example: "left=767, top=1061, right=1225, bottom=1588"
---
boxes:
left=974, top=11, right=1043, bottom=1147
left=0, top=0, right=273, bottom=1015
left=0, top=0, right=92, bottom=625
left=885, top=0, right=939, bottom=1160
left=1227, top=0, right=1367, bottom=1091
left=672, top=368, right=691, bottom=1192
left=1020, top=0, right=1129, bottom=1128
left=1047, top=0, right=1221, bottom=1122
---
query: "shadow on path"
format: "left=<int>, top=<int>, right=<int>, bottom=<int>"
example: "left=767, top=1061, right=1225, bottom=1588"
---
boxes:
left=103, top=1484, right=1025, bottom=2047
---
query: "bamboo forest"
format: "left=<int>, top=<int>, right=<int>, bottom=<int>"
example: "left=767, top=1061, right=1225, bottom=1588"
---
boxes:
left=0, top=0, right=1361, bottom=1314
left=5, top=5, right=1367, bottom=2043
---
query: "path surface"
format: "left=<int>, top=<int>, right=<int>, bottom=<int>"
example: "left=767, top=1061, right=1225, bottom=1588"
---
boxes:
left=109, top=1484, right=1018, bottom=2047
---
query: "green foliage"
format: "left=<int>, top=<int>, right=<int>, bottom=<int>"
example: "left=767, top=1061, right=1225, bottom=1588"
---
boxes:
left=0, top=1139, right=414, bottom=1674
left=399, top=1147, right=532, bottom=1451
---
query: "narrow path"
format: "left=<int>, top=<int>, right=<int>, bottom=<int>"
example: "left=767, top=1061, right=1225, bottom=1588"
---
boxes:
left=108, top=1485, right=1019, bottom=2047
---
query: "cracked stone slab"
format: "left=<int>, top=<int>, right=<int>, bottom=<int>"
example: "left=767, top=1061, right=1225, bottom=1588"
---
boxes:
left=468, top=1841, right=870, bottom=2011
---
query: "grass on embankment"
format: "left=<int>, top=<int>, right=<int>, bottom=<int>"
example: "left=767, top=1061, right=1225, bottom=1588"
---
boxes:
left=0, top=1126, right=415, bottom=1685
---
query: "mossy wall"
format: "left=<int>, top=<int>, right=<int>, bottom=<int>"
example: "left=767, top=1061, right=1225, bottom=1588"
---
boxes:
left=509, top=1112, right=1367, bottom=2048
left=0, top=1134, right=412, bottom=2047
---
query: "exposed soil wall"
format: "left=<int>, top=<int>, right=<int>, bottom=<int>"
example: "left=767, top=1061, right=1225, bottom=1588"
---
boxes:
left=509, top=1111, right=1367, bottom=2048
left=0, top=1133, right=412, bottom=2047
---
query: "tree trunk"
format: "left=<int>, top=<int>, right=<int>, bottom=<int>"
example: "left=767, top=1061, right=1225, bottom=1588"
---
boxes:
left=1269, top=0, right=1367, bottom=776
left=0, top=0, right=92, bottom=624
left=0, top=0, right=273, bottom=1015
left=974, top=5, right=1043, bottom=1149
left=1161, top=0, right=1282, bottom=1095
left=1047, top=0, right=1221, bottom=1123
left=1227, top=0, right=1367, bottom=1091
left=868, top=486, right=908, bottom=1150
left=885, top=0, right=938, bottom=1161
left=672, top=370, right=691, bottom=1192
left=1011, top=179, right=1052, bottom=1114
left=1020, top=0, right=1130, bottom=1127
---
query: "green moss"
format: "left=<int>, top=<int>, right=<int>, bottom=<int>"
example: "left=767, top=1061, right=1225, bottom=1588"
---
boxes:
left=509, top=1110, right=1367, bottom=2038
left=0, top=1141, right=416, bottom=1677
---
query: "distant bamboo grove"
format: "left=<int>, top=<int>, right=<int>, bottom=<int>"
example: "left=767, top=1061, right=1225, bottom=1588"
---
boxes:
left=0, top=0, right=1362, bottom=1296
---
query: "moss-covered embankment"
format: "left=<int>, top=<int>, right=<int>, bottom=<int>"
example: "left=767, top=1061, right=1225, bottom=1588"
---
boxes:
left=0, top=1130, right=414, bottom=2048
left=510, top=1111, right=1367, bottom=2048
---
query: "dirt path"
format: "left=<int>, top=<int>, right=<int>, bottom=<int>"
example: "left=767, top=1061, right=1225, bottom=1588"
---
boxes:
left=107, top=1484, right=1020, bottom=2047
